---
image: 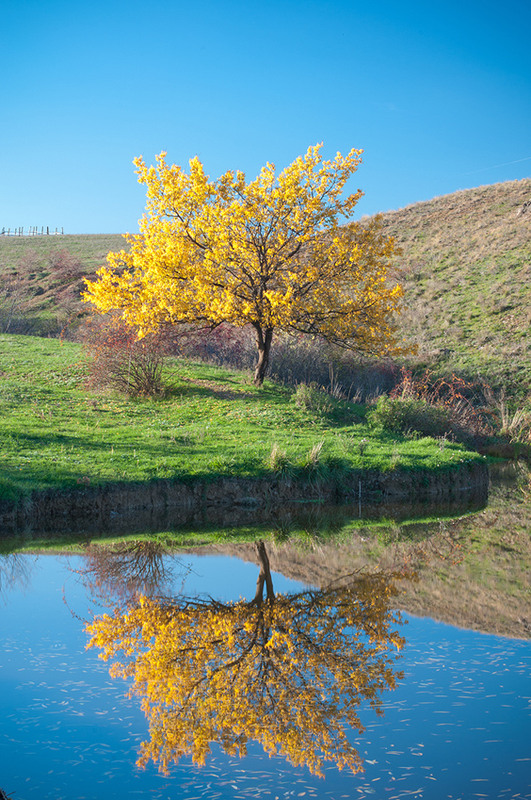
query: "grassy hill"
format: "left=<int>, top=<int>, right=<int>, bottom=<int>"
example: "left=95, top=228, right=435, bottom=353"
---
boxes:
left=0, top=233, right=126, bottom=335
left=1, top=179, right=529, bottom=397
left=379, top=178, right=531, bottom=396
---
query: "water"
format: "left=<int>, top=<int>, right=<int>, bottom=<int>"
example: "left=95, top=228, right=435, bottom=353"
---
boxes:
left=1, top=548, right=530, bottom=799
left=1, top=466, right=530, bottom=799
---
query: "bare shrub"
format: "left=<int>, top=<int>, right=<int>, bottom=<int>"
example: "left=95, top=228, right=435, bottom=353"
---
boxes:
left=18, top=248, right=41, bottom=275
left=74, top=541, right=183, bottom=604
left=83, top=314, right=173, bottom=397
left=0, top=272, right=34, bottom=333
left=268, top=335, right=398, bottom=399
left=386, top=368, right=494, bottom=442
left=175, top=323, right=254, bottom=367
left=48, top=248, right=84, bottom=281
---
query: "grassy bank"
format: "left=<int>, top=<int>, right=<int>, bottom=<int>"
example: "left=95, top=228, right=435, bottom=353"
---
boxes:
left=0, top=334, right=484, bottom=507
left=4, top=465, right=525, bottom=639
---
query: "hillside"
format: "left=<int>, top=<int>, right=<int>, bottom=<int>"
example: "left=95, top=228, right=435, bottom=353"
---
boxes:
left=379, top=178, right=531, bottom=395
left=0, top=233, right=126, bottom=335
left=0, top=179, right=529, bottom=395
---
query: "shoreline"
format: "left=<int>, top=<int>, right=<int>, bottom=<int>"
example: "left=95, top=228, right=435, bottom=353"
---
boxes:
left=1, top=461, right=489, bottom=536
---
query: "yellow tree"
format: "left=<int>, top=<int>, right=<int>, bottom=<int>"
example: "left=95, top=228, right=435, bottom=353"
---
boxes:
left=86, top=541, right=405, bottom=776
left=84, top=145, right=403, bottom=385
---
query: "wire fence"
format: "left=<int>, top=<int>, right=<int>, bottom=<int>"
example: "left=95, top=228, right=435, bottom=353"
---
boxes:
left=1, top=226, right=64, bottom=236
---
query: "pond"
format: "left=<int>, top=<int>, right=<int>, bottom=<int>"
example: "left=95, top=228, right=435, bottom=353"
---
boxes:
left=1, top=465, right=530, bottom=799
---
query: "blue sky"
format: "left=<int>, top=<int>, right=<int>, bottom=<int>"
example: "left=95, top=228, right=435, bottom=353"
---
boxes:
left=1, top=0, right=530, bottom=234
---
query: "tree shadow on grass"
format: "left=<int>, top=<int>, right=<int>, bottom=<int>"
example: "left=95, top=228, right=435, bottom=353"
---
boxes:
left=165, top=378, right=288, bottom=404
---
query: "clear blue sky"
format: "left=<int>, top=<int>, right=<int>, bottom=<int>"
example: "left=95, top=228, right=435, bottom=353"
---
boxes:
left=1, top=0, right=530, bottom=234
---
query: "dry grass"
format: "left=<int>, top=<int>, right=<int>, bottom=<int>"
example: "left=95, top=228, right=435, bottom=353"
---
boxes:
left=378, top=178, right=531, bottom=398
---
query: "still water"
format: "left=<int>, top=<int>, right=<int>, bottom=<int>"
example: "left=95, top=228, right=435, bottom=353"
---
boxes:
left=1, top=471, right=530, bottom=799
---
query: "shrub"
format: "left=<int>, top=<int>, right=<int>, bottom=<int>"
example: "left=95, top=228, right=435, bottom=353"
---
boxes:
left=0, top=273, right=32, bottom=333
left=388, top=368, right=494, bottom=442
left=293, top=382, right=333, bottom=415
left=174, top=322, right=253, bottom=367
left=367, top=396, right=454, bottom=438
left=174, top=323, right=399, bottom=399
left=83, top=315, right=172, bottom=397
left=48, top=248, right=84, bottom=281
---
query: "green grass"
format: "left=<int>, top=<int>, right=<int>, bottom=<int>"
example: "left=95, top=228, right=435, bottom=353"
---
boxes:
left=0, top=334, right=483, bottom=505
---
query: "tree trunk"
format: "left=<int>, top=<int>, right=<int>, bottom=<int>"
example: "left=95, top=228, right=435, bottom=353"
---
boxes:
left=253, top=326, right=273, bottom=387
left=254, top=540, right=275, bottom=604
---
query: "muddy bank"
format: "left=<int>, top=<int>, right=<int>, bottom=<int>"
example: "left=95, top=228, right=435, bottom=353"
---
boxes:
left=0, top=461, right=488, bottom=536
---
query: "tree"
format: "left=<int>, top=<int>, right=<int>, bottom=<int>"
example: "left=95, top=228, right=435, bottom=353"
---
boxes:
left=86, top=541, right=405, bottom=776
left=84, top=145, right=404, bottom=385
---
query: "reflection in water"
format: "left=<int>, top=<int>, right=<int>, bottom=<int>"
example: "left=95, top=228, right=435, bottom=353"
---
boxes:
left=74, top=540, right=190, bottom=604
left=0, top=552, right=35, bottom=603
left=86, top=540, right=406, bottom=776
left=1, top=470, right=529, bottom=800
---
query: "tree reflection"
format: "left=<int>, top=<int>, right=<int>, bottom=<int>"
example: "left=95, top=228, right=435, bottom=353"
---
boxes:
left=76, top=540, right=188, bottom=605
left=0, top=553, right=35, bottom=603
left=86, top=540, right=405, bottom=776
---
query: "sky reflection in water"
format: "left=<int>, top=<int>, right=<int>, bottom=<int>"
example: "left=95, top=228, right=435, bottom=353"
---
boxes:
left=1, top=550, right=530, bottom=800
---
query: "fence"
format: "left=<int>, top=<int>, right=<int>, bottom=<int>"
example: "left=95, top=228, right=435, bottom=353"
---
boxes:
left=0, top=226, right=64, bottom=236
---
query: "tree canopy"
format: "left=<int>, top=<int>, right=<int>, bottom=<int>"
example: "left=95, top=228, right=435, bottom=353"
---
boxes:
left=84, top=145, right=404, bottom=384
left=86, top=541, right=405, bottom=776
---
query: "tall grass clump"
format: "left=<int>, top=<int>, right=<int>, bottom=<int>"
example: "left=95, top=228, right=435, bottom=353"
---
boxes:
left=268, top=444, right=291, bottom=474
left=485, top=388, right=531, bottom=444
left=300, top=441, right=325, bottom=471
left=292, top=382, right=333, bottom=415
